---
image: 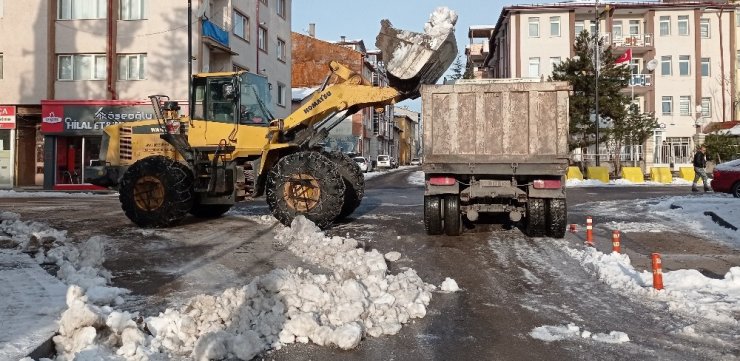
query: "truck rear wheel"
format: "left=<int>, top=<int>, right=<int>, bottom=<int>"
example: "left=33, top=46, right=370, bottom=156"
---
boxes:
left=424, top=195, right=443, bottom=235
left=444, top=195, right=462, bottom=236
left=545, top=198, right=567, bottom=238
left=525, top=198, right=546, bottom=237
left=266, top=151, right=345, bottom=229
left=323, top=151, right=364, bottom=219
left=119, top=155, right=194, bottom=228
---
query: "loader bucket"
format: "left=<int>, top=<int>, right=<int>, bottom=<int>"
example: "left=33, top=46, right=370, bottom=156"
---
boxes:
left=376, top=7, right=458, bottom=98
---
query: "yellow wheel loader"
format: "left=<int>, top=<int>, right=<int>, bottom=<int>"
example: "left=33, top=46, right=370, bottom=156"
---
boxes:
left=85, top=12, right=458, bottom=229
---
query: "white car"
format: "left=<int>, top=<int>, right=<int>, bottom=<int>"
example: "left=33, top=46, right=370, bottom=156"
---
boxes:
left=352, top=156, right=372, bottom=173
left=410, top=158, right=421, bottom=166
left=377, top=155, right=391, bottom=168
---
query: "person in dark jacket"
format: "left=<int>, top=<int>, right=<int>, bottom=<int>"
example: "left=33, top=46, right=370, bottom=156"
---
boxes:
left=692, top=145, right=710, bottom=192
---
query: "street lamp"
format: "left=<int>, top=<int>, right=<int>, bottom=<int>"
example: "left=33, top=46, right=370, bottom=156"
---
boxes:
left=694, top=104, right=703, bottom=135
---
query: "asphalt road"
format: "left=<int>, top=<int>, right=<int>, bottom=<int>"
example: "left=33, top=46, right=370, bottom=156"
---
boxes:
left=1, top=169, right=737, bottom=360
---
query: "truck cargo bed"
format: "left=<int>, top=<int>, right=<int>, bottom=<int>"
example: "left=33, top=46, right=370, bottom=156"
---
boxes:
left=421, top=81, right=571, bottom=175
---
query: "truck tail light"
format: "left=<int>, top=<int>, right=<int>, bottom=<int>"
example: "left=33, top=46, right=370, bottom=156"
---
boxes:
left=429, top=176, right=457, bottom=186
left=533, top=179, right=561, bottom=189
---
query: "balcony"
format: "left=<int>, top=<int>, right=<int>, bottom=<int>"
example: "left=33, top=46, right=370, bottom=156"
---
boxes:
left=602, top=33, right=653, bottom=49
left=629, top=74, right=652, bottom=87
left=202, top=19, right=237, bottom=55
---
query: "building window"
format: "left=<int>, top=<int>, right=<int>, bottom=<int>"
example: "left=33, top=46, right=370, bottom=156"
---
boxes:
left=277, top=38, right=286, bottom=61
left=589, top=21, right=596, bottom=35
left=679, top=96, right=691, bottom=116
left=550, top=16, right=560, bottom=37
left=679, top=55, right=690, bottom=76
left=550, top=56, right=561, bottom=70
left=700, top=18, right=710, bottom=38
left=233, top=10, right=249, bottom=41
left=678, top=15, right=689, bottom=36
left=528, top=17, right=539, bottom=37
left=612, top=20, right=623, bottom=39
left=737, top=50, right=740, bottom=69
left=58, top=54, right=106, bottom=80
left=701, top=57, right=710, bottom=77
left=528, top=57, right=540, bottom=78
left=661, top=56, right=672, bottom=76
left=58, top=0, right=107, bottom=20
left=277, top=82, right=286, bottom=107
left=117, top=54, right=146, bottom=80
left=701, top=97, right=711, bottom=117
left=258, top=26, right=267, bottom=52
left=260, top=0, right=267, bottom=4
left=662, top=96, right=673, bottom=115
left=659, top=16, right=670, bottom=36
left=0, top=53, right=3, bottom=80
left=120, top=0, right=145, bottom=20
left=277, top=0, right=286, bottom=18
left=575, top=21, right=584, bottom=35
left=629, top=20, right=639, bottom=35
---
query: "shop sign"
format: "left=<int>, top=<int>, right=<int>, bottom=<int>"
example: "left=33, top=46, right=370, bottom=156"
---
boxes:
left=42, top=103, right=157, bottom=134
left=0, top=106, right=16, bottom=130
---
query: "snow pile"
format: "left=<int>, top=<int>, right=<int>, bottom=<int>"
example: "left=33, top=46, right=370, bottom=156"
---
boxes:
left=566, top=179, right=606, bottom=187
left=48, top=216, right=444, bottom=360
left=565, top=245, right=740, bottom=326
left=530, top=323, right=629, bottom=344
left=0, top=190, right=100, bottom=198
left=423, top=7, right=458, bottom=48
left=439, top=277, right=460, bottom=293
left=407, top=171, right=425, bottom=186
left=647, top=195, right=739, bottom=246
left=566, top=177, right=706, bottom=187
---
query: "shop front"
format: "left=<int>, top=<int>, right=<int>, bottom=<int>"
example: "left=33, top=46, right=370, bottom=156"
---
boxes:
left=0, top=106, right=16, bottom=188
left=41, top=100, right=157, bottom=190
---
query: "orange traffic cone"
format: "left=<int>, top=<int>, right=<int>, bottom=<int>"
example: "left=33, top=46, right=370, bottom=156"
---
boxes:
left=651, top=253, right=664, bottom=290
left=585, top=217, right=594, bottom=246
left=612, top=230, right=621, bottom=253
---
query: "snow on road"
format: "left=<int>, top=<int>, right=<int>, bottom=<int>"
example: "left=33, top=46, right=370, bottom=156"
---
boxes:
left=1, top=209, right=454, bottom=360
left=647, top=194, right=739, bottom=247
left=530, top=323, right=629, bottom=344
left=407, top=171, right=425, bottom=186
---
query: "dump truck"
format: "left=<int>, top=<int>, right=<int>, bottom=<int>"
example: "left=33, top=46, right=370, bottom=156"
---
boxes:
left=85, top=7, right=458, bottom=229
left=421, top=79, right=571, bottom=238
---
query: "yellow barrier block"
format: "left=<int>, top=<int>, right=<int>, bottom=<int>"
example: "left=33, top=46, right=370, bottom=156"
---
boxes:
left=679, top=167, right=702, bottom=184
left=567, top=166, right=584, bottom=180
left=586, top=167, right=609, bottom=183
left=649, top=167, right=672, bottom=184
left=621, top=167, right=645, bottom=183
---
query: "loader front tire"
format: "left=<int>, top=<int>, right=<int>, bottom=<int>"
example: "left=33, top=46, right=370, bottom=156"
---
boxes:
left=266, top=151, right=345, bottom=229
left=119, top=155, right=194, bottom=228
left=323, top=151, right=364, bottom=219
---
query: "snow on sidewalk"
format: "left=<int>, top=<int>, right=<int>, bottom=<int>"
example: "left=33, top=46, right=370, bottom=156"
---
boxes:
left=566, top=178, right=707, bottom=187
left=0, top=250, right=67, bottom=361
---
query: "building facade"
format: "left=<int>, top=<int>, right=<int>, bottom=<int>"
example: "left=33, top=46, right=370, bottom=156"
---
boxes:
left=394, top=106, right=421, bottom=161
left=0, top=0, right=291, bottom=189
left=482, top=1, right=737, bottom=170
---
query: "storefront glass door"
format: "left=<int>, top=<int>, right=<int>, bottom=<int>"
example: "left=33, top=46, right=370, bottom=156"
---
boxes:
left=55, top=136, right=101, bottom=184
left=0, top=130, right=12, bottom=188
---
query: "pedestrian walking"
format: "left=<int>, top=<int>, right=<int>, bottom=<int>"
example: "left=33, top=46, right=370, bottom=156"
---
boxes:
left=692, top=145, right=710, bottom=192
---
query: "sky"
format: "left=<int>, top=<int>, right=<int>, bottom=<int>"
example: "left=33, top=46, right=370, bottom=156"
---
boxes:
left=291, top=0, right=512, bottom=111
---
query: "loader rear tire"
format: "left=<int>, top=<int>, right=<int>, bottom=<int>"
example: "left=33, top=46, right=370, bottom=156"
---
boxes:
left=424, top=195, right=443, bottom=235
left=119, top=155, right=194, bottom=228
left=189, top=204, right=232, bottom=218
left=545, top=198, right=567, bottom=239
left=443, top=195, right=462, bottom=236
left=323, top=151, right=364, bottom=219
left=266, top=151, right=345, bottom=229
left=525, top=198, right=546, bottom=237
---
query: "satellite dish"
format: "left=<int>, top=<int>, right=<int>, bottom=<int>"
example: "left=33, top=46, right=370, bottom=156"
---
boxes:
left=646, top=59, right=658, bottom=71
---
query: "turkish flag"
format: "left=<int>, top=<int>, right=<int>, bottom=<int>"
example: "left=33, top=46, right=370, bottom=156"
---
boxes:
left=615, top=49, right=632, bottom=64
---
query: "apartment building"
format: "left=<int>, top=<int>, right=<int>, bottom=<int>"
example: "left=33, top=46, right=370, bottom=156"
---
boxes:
left=0, top=0, right=291, bottom=189
left=466, top=25, right=495, bottom=79
left=291, top=30, right=396, bottom=162
left=483, top=1, right=737, bottom=169
left=394, top=106, right=421, bottom=160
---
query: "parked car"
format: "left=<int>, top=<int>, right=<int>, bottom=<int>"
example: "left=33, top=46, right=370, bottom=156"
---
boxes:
left=377, top=155, right=392, bottom=168
left=352, top=156, right=373, bottom=173
left=390, top=157, right=399, bottom=168
left=410, top=158, right=421, bottom=166
left=711, top=159, right=740, bottom=197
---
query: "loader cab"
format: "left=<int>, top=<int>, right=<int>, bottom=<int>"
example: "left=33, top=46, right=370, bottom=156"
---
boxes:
left=190, top=72, right=273, bottom=126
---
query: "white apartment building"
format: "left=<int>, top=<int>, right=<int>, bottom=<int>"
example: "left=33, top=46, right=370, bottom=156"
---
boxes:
left=484, top=1, right=737, bottom=170
left=0, top=0, right=291, bottom=189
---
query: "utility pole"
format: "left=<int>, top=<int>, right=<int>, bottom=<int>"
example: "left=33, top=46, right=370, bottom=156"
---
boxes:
left=188, top=0, right=192, bottom=106
left=594, top=0, right=601, bottom=166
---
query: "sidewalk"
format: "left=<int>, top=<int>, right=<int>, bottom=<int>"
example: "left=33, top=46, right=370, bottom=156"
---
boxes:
left=0, top=250, right=66, bottom=360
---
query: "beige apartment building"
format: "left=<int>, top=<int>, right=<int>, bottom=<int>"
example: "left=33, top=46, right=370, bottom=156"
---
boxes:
left=0, top=0, right=291, bottom=189
left=480, top=1, right=737, bottom=170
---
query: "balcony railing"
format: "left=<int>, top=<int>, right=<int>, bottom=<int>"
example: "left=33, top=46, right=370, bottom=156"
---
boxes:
left=602, top=33, right=653, bottom=47
left=629, top=74, right=652, bottom=86
left=202, top=19, right=229, bottom=47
